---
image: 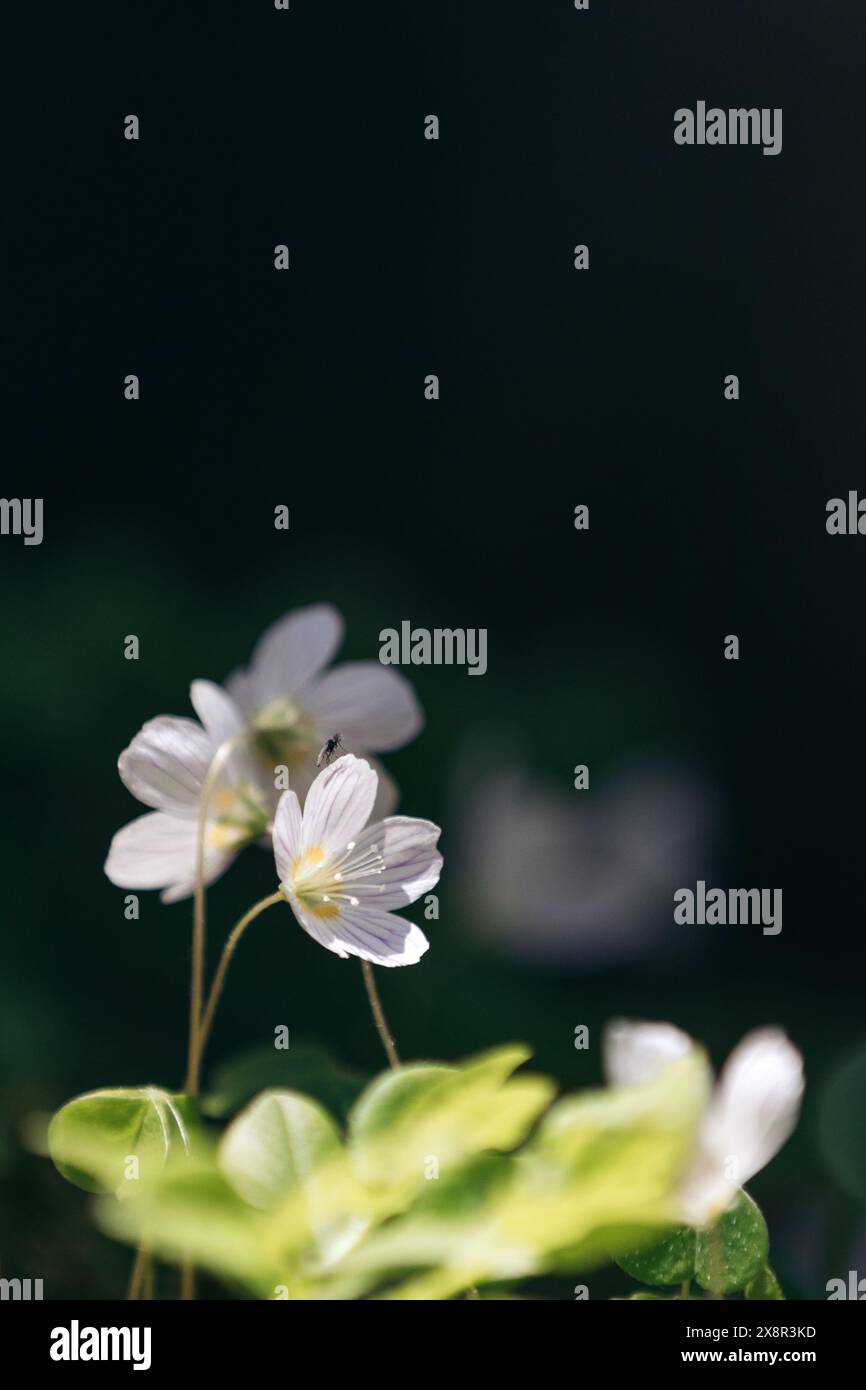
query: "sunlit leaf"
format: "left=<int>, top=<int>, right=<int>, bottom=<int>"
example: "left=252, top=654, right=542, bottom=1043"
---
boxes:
left=60, top=1041, right=723, bottom=1301
left=348, top=1063, right=453, bottom=1152
left=48, top=1087, right=193, bottom=1196
left=97, top=1155, right=283, bottom=1297
left=348, top=1046, right=555, bottom=1199
left=220, top=1089, right=370, bottom=1271
left=220, top=1089, right=343, bottom=1210
left=508, top=1046, right=711, bottom=1274
left=335, top=1046, right=709, bottom=1299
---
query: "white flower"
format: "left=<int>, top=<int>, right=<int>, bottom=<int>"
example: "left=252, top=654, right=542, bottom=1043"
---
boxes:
left=604, top=1019, right=805, bottom=1226
left=105, top=682, right=270, bottom=903
left=273, top=755, right=441, bottom=967
left=104, top=605, right=424, bottom=902
left=221, top=603, right=423, bottom=813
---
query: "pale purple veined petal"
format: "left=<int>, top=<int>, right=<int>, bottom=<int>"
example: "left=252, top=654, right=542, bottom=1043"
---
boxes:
left=273, top=790, right=304, bottom=885
left=305, top=662, right=423, bottom=752
left=228, top=604, right=344, bottom=709
left=104, top=811, right=234, bottom=904
left=118, top=717, right=214, bottom=818
left=288, top=896, right=429, bottom=966
left=284, top=898, right=352, bottom=958
left=282, top=753, right=399, bottom=820
left=325, top=902, right=430, bottom=966
left=342, top=816, right=442, bottom=909
left=301, top=755, right=378, bottom=857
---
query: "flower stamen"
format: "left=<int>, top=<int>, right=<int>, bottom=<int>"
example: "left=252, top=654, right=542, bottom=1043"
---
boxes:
left=288, top=838, right=387, bottom=917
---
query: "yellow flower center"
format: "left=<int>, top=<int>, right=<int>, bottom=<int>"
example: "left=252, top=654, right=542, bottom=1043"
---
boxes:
left=207, top=785, right=269, bottom=852
left=286, top=840, right=387, bottom=919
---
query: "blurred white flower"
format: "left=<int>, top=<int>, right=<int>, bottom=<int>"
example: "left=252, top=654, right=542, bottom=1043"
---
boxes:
left=104, top=682, right=268, bottom=903
left=221, top=603, right=422, bottom=814
left=105, top=604, right=425, bottom=902
left=456, top=754, right=717, bottom=968
left=273, top=755, right=441, bottom=967
left=604, top=1019, right=805, bottom=1225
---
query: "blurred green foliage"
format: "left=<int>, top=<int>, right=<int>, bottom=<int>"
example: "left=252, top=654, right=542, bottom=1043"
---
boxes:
left=1, top=541, right=864, bottom=1297
left=49, top=1043, right=719, bottom=1300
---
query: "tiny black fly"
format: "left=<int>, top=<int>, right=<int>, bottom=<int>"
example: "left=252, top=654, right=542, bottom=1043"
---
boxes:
left=316, top=732, right=345, bottom=768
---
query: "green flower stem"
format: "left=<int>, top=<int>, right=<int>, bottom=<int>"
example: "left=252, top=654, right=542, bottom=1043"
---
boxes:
left=197, top=891, right=286, bottom=1069
left=185, top=732, right=248, bottom=1098
left=127, top=1244, right=151, bottom=1300
left=361, top=960, right=401, bottom=1069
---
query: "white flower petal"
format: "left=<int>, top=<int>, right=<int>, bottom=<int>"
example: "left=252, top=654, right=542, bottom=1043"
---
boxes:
left=677, top=1149, right=738, bottom=1226
left=189, top=679, right=259, bottom=785
left=344, top=816, right=442, bottom=908
left=701, top=1028, right=804, bottom=1191
left=221, top=666, right=258, bottom=716
left=285, top=898, right=351, bottom=958
left=302, top=755, right=378, bottom=857
left=331, top=903, right=430, bottom=966
left=289, top=898, right=429, bottom=967
left=305, top=662, right=423, bottom=752
left=230, top=604, right=344, bottom=708
left=284, top=753, right=398, bottom=820
left=104, top=812, right=233, bottom=903
left=273, top=790, right=303, bottom=885
left=603, top=1019, right=693, bottom=1087
left=118, top=717, right=213, bottom=818
left=674, top=1028, right=805, bottom=1225
left=190, top=679, right=245, bottom=746
left=161, top=860, right=234, bottom=905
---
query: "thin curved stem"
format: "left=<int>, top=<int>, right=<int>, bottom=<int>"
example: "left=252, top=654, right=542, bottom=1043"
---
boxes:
left=361, top=960, right=400, bottom=1069
left=127, top=1244, right=150, bottom=1300
left=184, top=732, right=248, bottom=1098
left=198, top=891, right=285, bottom=1069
